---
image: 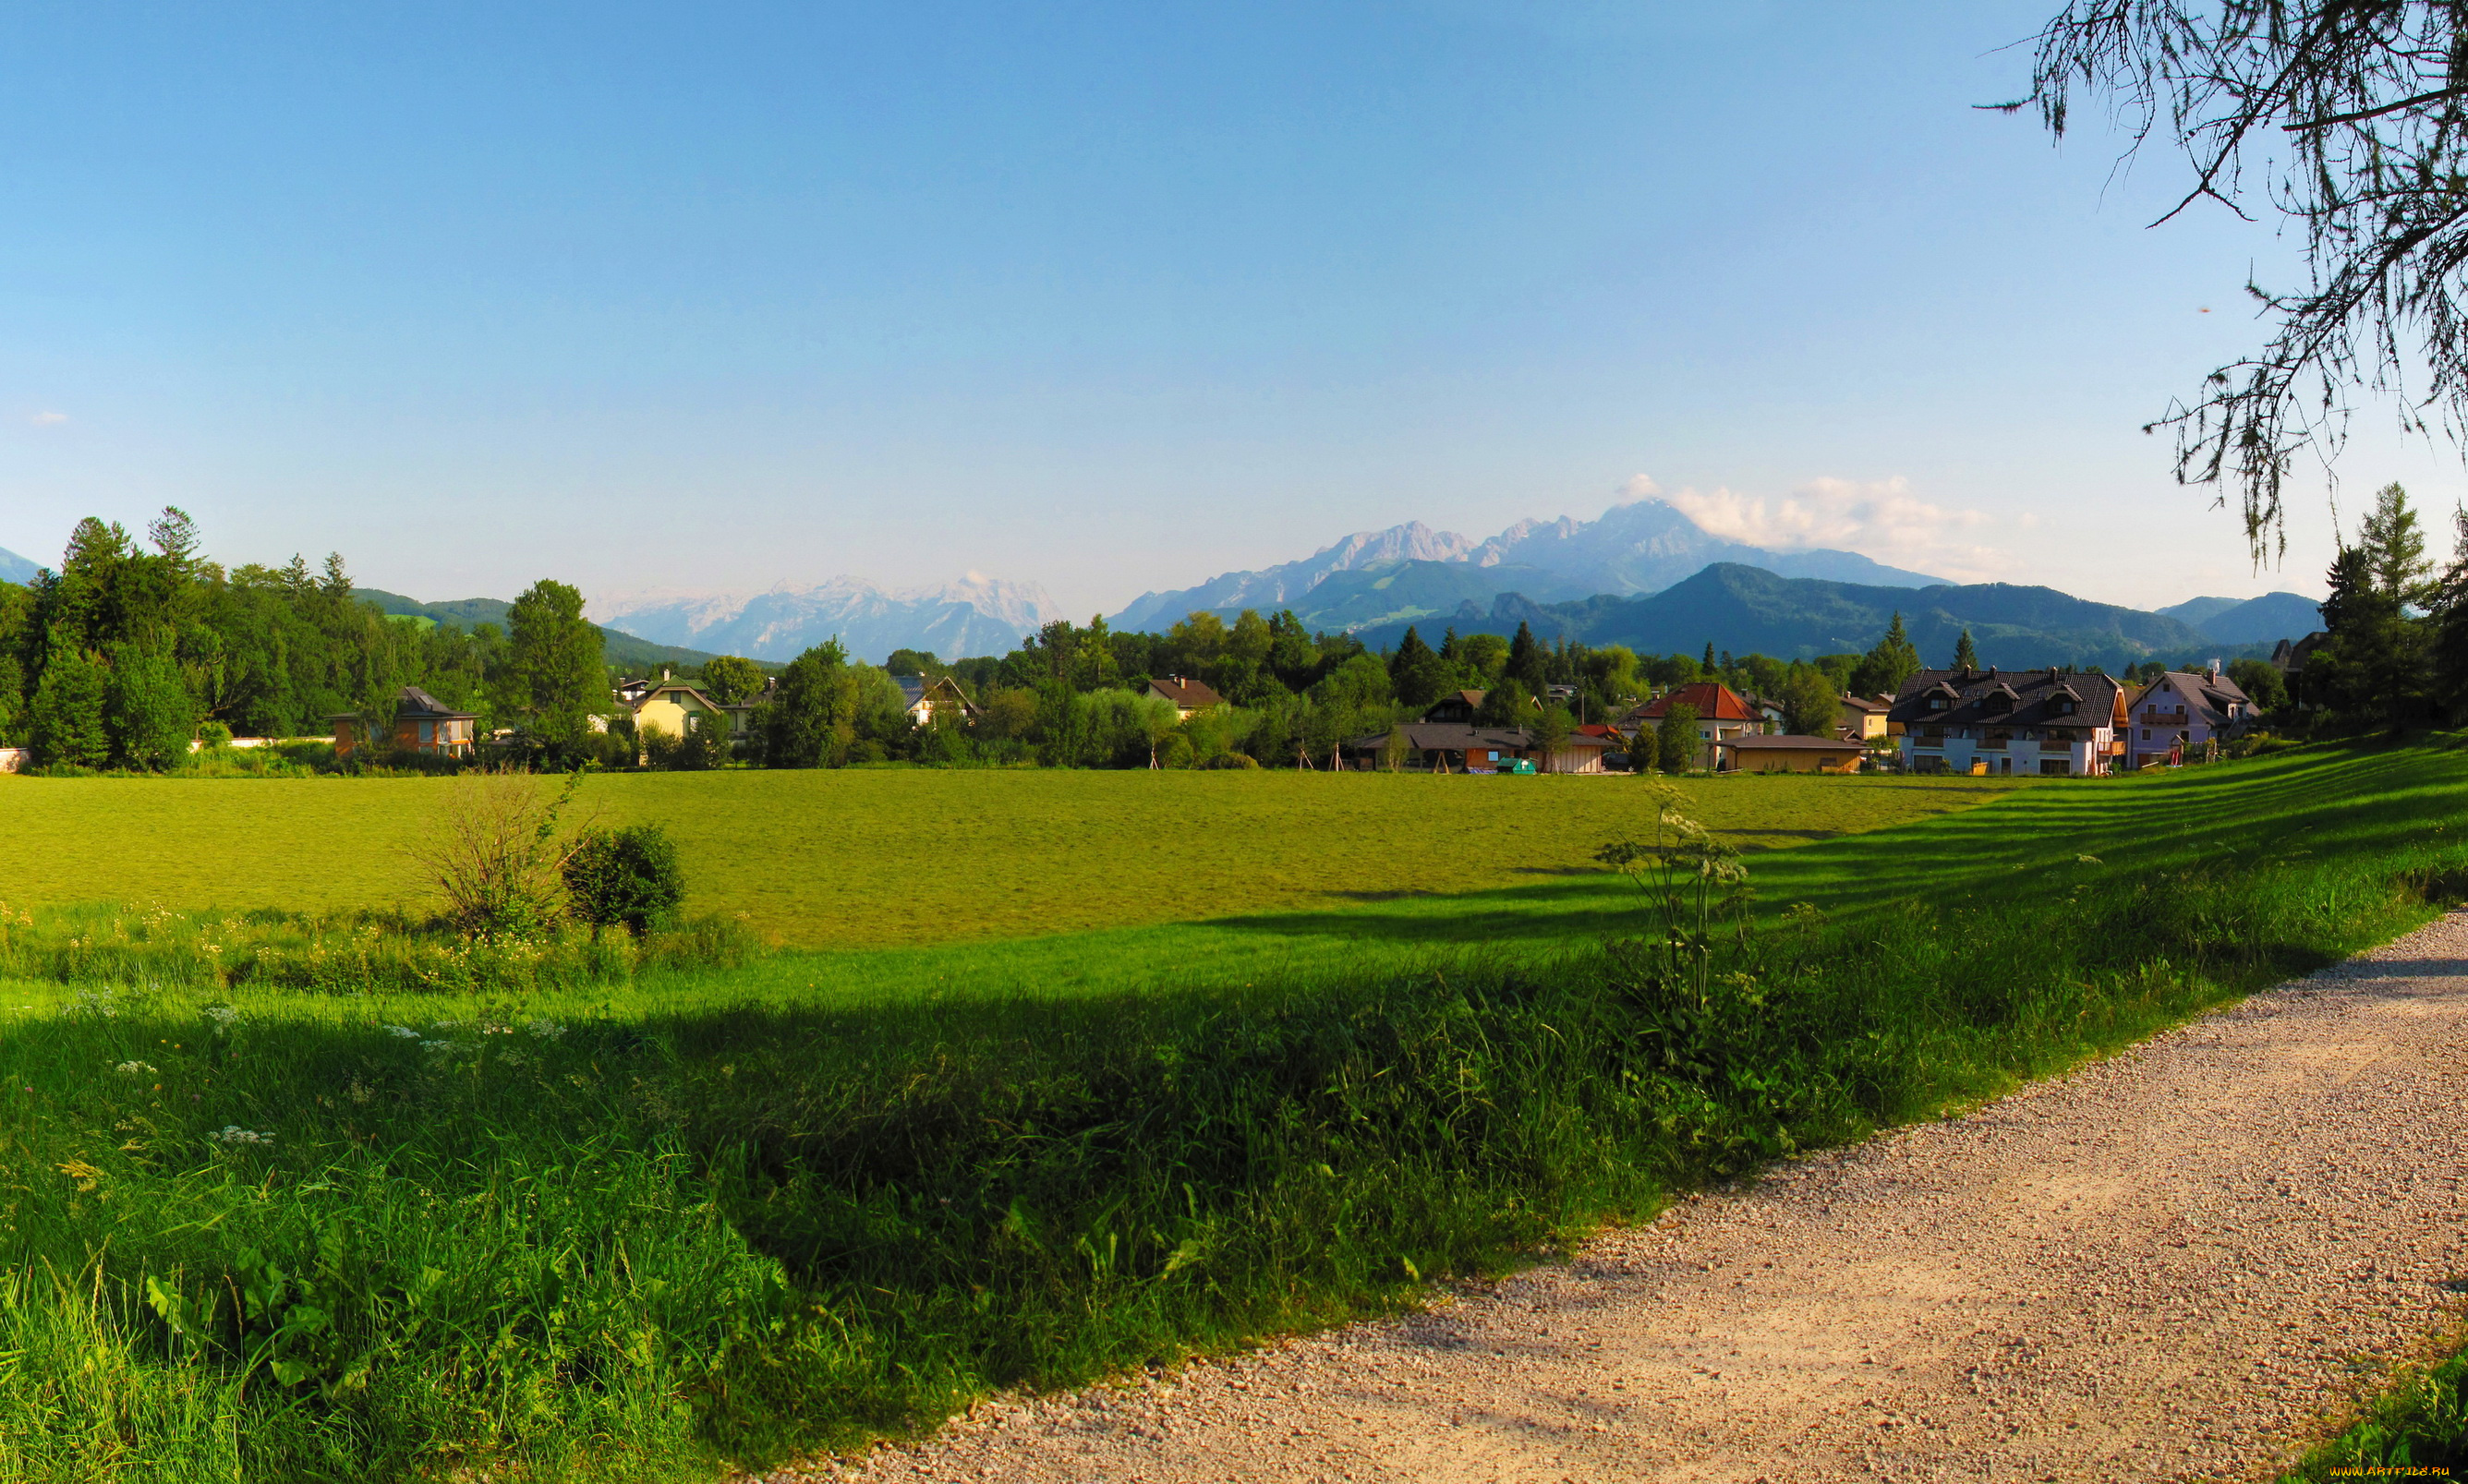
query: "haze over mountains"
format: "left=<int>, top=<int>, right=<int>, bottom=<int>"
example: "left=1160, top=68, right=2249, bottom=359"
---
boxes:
left=589, top=574, right=1060, bottom=667
left=2, top=501, right=2328, bottom=673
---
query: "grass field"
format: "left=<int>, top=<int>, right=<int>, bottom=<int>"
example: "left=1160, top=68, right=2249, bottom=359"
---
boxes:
left=8, top=746, right=2468, bottom=1482
left=6, top=768, right=2028, bottom=948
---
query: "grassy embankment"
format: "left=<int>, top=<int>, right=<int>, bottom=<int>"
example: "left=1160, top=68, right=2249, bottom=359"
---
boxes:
left=4, top=751, right=2464, bottom=1481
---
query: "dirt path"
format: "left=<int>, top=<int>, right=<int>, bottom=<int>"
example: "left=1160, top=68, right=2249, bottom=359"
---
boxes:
left=808, top=911, right=2468, bottom=1484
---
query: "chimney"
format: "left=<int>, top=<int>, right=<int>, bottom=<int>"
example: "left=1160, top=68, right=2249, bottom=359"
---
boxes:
left=662, top=666, right=671, bottom=682
left=2209, top=658, right=2222, bottom=682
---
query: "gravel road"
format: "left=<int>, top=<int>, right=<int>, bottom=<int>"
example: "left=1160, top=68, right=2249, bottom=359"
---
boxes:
left=791, top=911, right=2468, bottom=1484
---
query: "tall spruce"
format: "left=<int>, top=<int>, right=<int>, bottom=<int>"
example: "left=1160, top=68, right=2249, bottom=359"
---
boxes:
left=1850, top=611, right=1921, bottom=698
left=1953, top=628, right=1979, bottom=671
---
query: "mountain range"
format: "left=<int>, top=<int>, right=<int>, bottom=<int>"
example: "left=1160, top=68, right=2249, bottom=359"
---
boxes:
left=1109, top=500, right=1943, bottom=633
left=0, top=503, right=2332, bottom=673
left=588, top=574, right=1061, bottom=666
left=2155, top=593, right=2328, bottom=645
left=1352, top=563, right=2308, bottom=674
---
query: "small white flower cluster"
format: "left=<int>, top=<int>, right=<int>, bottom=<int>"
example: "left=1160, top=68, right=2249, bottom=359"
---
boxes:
left=382, top=1025, right=421, bottom=1039
left=201, top=1005, right=240, bottom=1031
left=113, top=1060, right=157, bottom=1077
left=207, top=1125, right=275, bottom=1146
left=524, top=1019, right=567, bottom=1041
left=72, top=989, right=121, bottom=1019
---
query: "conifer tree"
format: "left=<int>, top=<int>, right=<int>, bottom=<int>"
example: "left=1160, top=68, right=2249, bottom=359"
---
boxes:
left=1850, top=611, right=1921, bottom=698
left=1953, top=628, right=1978, bottom=671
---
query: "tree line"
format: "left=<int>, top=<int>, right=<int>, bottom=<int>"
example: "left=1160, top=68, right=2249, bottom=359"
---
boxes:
left=0, top=511, right=611, bottom=770
left=10, top=508, right=2176, bottom=775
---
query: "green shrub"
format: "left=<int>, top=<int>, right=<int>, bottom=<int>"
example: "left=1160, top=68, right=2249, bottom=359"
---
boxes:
left=564, top=824, right=686, bottom=934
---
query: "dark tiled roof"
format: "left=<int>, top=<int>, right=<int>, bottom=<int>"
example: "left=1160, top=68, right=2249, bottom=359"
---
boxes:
left=1150, top=676, right=1224, bottom=709
left=1887, top=668, right=2123, bottom=729
left=331, top=684, right=478, bottom=721
left=2131, top=670, right=2251, bottom=730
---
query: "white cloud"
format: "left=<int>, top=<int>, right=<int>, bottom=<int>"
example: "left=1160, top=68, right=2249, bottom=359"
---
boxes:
left=28, top=411, right=66, bottom=426
left=1614, top=473, right=1663, bottom=501
left=1665, top=475, right=2012, bottom=582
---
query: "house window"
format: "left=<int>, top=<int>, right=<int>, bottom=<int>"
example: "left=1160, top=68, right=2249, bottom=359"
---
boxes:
left=417, top=720, right=434, bottom=745
left=2141, top=729, right=2149, bottom=741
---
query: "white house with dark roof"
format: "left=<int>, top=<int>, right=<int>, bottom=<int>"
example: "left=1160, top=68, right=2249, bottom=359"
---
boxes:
left=896, top=675, right=981, bottom=728
left=2125, top=665, right=2254, bottom=768
left=1887, top=667, right=2128, bottom=777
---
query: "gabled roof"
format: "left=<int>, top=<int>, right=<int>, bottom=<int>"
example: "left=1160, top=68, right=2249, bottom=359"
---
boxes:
left=1723, top=734, right=1866, bottom=751
left=898, top=675, right=981, bottom=716
left=1348, top=722, right=1538, bottom=753
left=1149, top=676, right=1224, bottom=710
left=2131, top=670, right=2251, bottom=730
left=329, top=684, right=478, bottom=722
left=1837, top=694, right=1891, bottom=715
left=1887, top=668, right=2123, bottom=729
left=631, top=682, right=723, bottom=714
left=1638, top=682, right=1759, bottom=722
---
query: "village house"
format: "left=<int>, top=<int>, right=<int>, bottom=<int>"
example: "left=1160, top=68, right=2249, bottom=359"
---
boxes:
left=1634, top=682, right=1764, bottom=771
left=2125, top=664, right=2253, bottom=767
left=897, top=674, right=981, bottom=728
left=331, top=685, right=478, bottom=758
left=1718, top=734, right=1867, bottom=774
left=623, top=675, right=732, bottom=742
left=1344, top=692, right=1615, bottom=775
left=1836, top=694, right=1892, bottom=742
left=1147, top=674, right=1224, bottom=720
left=1888, top=667, right=2127, bottom=777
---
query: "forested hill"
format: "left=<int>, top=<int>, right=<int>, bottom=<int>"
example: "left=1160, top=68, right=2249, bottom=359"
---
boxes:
left=352, top=588, right=728, bottom=674
left=1360, top=563, right=2280, bottom=671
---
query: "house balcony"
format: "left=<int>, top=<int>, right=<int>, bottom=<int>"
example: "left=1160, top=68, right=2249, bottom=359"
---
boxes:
left=1978, top=738, right=2008, bottom=751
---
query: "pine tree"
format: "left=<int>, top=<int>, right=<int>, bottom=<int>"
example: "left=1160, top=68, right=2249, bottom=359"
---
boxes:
left=1506, top=622, right=1548, bottom=693
left=1387, top=626, right=1446, bottom=707
left=1849, top=611, right=1921, bottom=697
left=1953, top=628, right=1978, bottom=671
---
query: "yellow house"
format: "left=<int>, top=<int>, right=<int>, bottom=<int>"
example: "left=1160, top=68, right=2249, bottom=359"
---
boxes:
left=1837, top=694, right=1892, bottom=742
left=628, top=681, right=729, bottom=743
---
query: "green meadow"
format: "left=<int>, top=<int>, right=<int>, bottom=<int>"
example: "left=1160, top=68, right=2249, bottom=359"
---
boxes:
left=6, top=747, right=2467, bottom=1481
left=9, top=767, right=2023, bottom=951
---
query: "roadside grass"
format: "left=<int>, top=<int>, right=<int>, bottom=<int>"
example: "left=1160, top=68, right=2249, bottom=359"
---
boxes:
left=2, top=768, right=2024, bottom=948
left=2282, top=1329, right=2468, bottom=1479
left=8, top=742, right=2468, bottom=1480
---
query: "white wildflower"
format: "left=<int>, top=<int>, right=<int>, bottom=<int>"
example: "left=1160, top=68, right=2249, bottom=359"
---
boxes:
left=114, top=1060, right=157, bottom=1077
left=207, top=1125, right=274, bottom=1146
left=201, top=1005, right=239, bottom=1030
left=382, top=1025, right=420, bottom=1039
left=524, top=1019, right=567, bottom=1041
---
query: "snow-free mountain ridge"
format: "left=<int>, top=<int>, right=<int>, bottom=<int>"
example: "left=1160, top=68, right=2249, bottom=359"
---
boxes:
left=0, top=547, right=38, bottom=585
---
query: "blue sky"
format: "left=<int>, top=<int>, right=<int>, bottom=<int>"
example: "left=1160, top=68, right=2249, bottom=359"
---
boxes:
left=0, top=0, right=2446, bottom=615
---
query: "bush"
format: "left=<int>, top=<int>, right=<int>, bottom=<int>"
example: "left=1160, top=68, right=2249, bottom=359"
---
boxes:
left=406, top=770, right=588, bottom=938
left=564, top=824, right=686, bottom=935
